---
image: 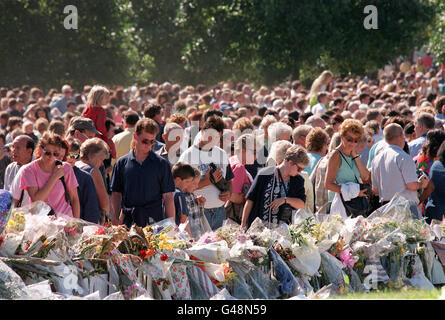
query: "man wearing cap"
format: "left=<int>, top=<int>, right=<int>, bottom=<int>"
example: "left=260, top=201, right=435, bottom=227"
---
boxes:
left=220, top=104, right=233, bottom=117
left=65, top=116, right=101, bottom=143
left=50, top=84, right=75, bottom=115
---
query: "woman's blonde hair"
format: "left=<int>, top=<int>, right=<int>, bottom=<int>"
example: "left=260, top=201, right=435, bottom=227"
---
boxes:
left=338, top=119, right=364, bottom=138
left=86, top=85, right=110, bottom=107
left=309, top=70, right=333, bottom=97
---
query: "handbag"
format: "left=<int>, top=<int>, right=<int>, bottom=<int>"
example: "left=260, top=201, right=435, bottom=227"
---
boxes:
left=337, top=149, right=372, bottom=217
left=277, top=168, right=293, bottom=224
left=225, top=183, right=250, bottom=224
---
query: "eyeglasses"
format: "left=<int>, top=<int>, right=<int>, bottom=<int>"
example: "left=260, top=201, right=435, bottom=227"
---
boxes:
left=293, top=163, right=305, bottom=172
left=68, top=152, right=80, bottom=159
left=43, top=150, right=60, bottom=157
left=141, top=138, right=156, bottom=145
left=345, top=136, right=359, bottom=143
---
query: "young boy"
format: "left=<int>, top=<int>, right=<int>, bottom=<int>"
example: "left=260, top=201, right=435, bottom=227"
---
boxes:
left=172, top=162, right=196, bottom=226
left=183, top=167, right=209, bottom=239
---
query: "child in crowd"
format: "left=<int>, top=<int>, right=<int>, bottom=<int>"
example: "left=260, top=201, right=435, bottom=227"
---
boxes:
left=172, top=162, right=195, bottom=226
left=172, top=162, right=209, bottom=238
left=184, top=167, right=211, bottom=239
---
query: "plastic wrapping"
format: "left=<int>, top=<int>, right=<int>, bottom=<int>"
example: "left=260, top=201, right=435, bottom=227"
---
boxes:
left=269, top=247, right=296, bottom=296
left=185, top=240, right=230, bottom=264
left=288, top=243, right=321, bottom=277
left=186, top=264, right=219, bottom=299
left=0, top=259, right=27, bottom=299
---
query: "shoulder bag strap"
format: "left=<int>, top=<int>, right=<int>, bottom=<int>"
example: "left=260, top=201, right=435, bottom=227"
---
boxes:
left=336, top=148, right=360, bottom=184
left=276, top=167, right=289, bottom=197
left=16, top=189, right=25, bottom=208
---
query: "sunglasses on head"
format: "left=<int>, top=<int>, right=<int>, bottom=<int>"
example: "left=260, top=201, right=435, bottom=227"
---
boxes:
left=44, top=150, right=60, bottom=157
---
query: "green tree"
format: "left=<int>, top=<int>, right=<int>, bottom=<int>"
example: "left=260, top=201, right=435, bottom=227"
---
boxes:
left=0, top=0, right=133, bottom=90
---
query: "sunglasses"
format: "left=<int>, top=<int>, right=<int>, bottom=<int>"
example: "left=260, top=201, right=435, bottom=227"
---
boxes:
left=141, top=138, right=156, bottom=145
left=44, top=150, right=60, bottom=157
left=293, top=163, right=305, bottom=172
left=345, top=136, right=359, bottom=143
left=68, top=152, right=80, bottom=159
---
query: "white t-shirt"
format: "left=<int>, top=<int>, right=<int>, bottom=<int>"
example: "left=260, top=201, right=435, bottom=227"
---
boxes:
left=178, top=144, right=233, bottom=209
left=311, top=103, right=326, bottom=115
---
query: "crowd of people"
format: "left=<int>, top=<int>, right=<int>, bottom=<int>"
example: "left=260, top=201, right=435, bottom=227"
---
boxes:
left=1, top=57, right=445, bottom=236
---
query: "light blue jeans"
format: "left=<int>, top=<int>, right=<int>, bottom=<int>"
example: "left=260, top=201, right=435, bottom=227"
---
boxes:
left=203, top=206, right=226, bottom=231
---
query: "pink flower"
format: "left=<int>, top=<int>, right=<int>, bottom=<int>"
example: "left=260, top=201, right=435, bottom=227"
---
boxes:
left=339, top=248, right=356, bottom=269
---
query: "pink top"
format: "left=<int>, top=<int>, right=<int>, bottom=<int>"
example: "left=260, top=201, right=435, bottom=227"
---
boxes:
left=20, top=160, right=79, bottom=217
left=229, top=155, right=253, bottom=194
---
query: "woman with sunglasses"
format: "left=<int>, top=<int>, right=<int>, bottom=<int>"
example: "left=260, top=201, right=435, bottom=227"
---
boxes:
left=75, top=137, right=111, bottom=223
left=241, top=145, right=308, bottom=230
left=325, top=119, right=370, bottom=215
left=20, top=132, right=80, bottom=218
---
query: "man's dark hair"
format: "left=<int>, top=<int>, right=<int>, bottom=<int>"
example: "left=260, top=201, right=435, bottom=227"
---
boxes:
left=408, top=95, right=417, bottom=107
left=435, top=95, right=445, bottom=114
left=427, top=93, right=437, bottom=103
left=288, top=111, right=300, bottom=121
left=202, top=115, right=225, bottom=133
left=143, top=103, right=162, bottom=119
left=404, top=121, right=415, bottom=135
left=105, top=119, right=115, bottom=132
left=172, top=162, right=196, bottom=180
left=300, top=112, right=313, bottom=124
left=333, top=98, right=344, bottom=106
left=258, top=106, right=268, bottom=117
left=124, top=110, right=140, bottom=126
left=203, top=109, right=223, bottom=121
left=359, top=93, right=369, bottom=103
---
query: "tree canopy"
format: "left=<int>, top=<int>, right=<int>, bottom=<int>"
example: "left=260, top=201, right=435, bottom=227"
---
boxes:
left=0, top=0, right=438, bottom=89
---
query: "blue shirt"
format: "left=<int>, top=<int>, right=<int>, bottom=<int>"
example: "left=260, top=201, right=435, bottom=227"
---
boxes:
left=73, top=166, right=101, bottom=224
left=50, top=96, right=75, bottom=115
left=110, top=149, right=175, bottom=209
left=173, top=188, right=189, bottom=225
left=425, top=160, right=445, bottom=222
left=408, top=133, right=427, bottom=158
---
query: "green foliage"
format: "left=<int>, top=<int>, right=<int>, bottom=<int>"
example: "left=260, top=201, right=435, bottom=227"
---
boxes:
left=427, top=0, right=445, bottom=64
left=0, top=0, right=438, bottom=89
left=0, top=0, right=134, bottom=90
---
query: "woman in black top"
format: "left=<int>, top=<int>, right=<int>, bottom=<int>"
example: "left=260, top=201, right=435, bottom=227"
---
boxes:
left=241, top=145, right=308, bottom=229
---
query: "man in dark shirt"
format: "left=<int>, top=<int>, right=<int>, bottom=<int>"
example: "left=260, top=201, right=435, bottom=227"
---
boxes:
left=111, top=118, right=175, bottom=227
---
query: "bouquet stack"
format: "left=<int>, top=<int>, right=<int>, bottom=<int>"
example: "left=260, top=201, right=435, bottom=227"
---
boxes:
left=0, top=194, right=444, bottom=300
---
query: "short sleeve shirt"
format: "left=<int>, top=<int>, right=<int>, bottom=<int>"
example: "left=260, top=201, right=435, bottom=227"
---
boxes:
left=371, top=144, right=419, bottom=203
left=229, top=155, right=253, bottom=194
left=20, top=160, right=79, bottom=217
left=178, top=145, right=234, bottom=209
left=110, top=150, right=175, bottom=208
left=174, top=188, right=189, bottom=225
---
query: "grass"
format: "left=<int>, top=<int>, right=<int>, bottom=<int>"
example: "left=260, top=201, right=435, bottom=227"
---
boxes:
left=331, top=287, right=443, bottom=300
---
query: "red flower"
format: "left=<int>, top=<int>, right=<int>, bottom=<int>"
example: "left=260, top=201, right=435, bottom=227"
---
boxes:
left=95, top=226, right=106, bottom=235
left=160, top=254, right=169, bottom=261
left=77, top=263, right=83, bottom=269
left=156, top=280, right=162, bottom=286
